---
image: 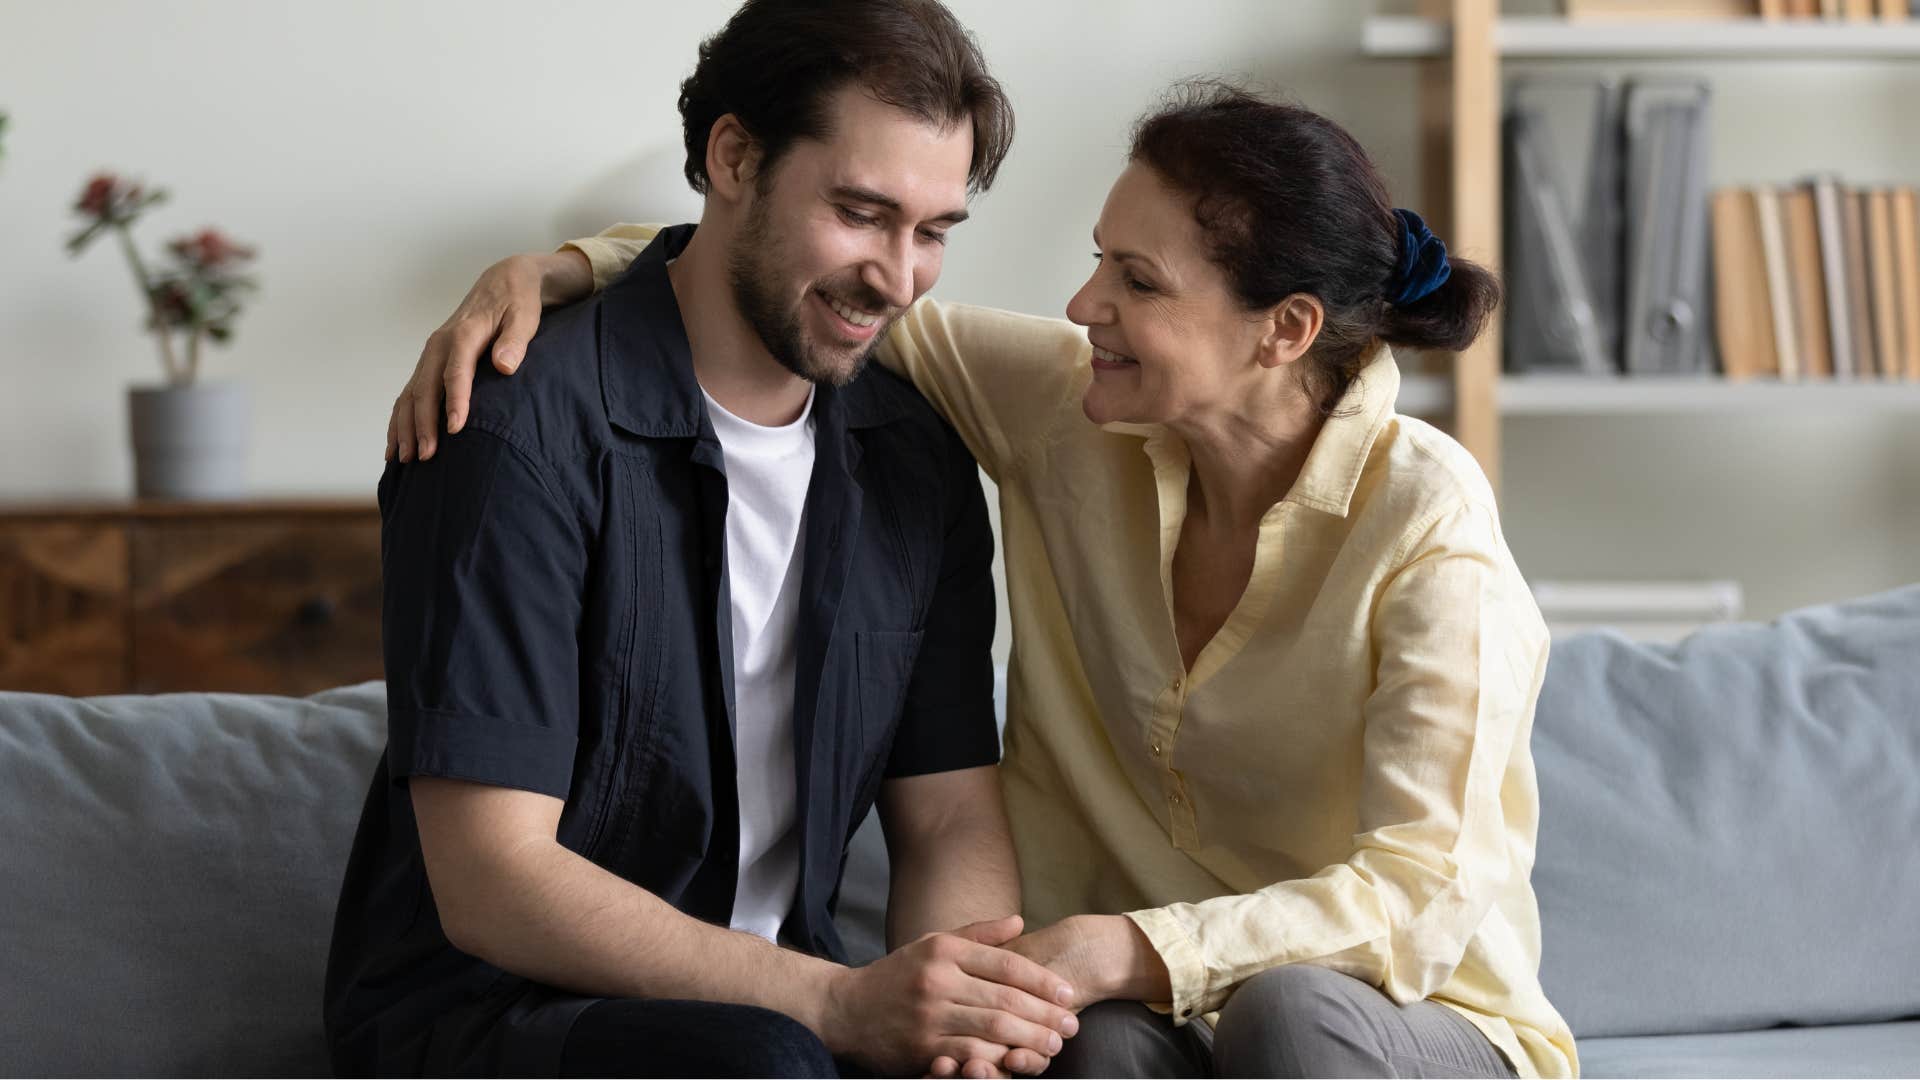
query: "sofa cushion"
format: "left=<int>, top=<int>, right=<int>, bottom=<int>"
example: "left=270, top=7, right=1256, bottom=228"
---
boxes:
left=0, top=682, right=387, bottom=1077
left=1579, top=1020, right=1920, bottom=1079
left=1530, top=584, right=1920, bottom=1039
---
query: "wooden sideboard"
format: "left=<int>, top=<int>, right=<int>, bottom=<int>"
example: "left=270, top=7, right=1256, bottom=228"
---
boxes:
left=0, top=500, right=382, bottom=696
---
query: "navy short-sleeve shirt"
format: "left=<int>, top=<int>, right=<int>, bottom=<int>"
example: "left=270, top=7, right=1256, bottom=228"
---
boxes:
left=323, top=225, right=999, bottom=1076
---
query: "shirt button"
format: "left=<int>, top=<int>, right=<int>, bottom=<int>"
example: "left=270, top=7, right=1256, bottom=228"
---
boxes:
left=1151, top=740, right=1164, bottom=756
left=1169, top=791, right=1183, bottom=805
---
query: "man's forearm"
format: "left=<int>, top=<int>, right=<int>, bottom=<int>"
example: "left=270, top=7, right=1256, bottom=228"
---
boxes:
left=451, top=838, right=840, bottom=1035
left=884, top=808, right=1022, bottom=948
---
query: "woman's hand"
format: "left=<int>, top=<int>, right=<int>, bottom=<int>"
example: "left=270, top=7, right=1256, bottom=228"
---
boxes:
left=387, top=248, right=593, bottom=462
left=1003, top=916, right=1121, bottom=1010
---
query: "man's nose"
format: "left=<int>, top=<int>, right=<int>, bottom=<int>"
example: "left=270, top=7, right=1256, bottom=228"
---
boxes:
left=862, top=230, right=917, bottom=311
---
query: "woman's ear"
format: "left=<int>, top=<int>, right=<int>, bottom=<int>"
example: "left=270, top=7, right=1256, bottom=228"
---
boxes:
left=1257, top=294, right=1325, bottom=370
left=704, top=114, right=762, bottom=203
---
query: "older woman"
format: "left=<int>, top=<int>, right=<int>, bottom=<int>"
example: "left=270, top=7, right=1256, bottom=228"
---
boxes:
left=390, top=84, right=1577, bottom=1079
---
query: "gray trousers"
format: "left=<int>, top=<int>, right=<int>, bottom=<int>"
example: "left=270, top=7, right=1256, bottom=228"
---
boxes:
left=1048, top=965, right=1517, bottom=1079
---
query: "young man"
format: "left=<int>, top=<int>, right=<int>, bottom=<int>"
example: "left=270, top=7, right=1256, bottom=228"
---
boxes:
left=324, top=2, right=1080, bottom=1075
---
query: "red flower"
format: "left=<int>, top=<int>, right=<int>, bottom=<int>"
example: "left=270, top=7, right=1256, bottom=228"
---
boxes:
left=169, top=228, right=256, bottom=271
left=76, top=173, right=122, bottom=218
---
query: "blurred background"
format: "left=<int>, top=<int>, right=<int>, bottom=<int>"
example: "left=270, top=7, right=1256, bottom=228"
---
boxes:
left=1, top=0, right=1916, bottom=686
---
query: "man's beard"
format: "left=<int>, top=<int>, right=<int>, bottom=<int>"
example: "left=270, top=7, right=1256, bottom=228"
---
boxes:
left=726, top=196, right=891, bottom=388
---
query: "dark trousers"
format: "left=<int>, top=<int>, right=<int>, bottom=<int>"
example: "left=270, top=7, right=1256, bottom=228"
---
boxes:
left=559, top=998, right=839, bottom=1078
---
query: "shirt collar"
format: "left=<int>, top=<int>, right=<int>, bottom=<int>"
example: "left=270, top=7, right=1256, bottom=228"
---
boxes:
left=1283, top=344, right=1399, bottom=517
left=598, top=224, right=911, bottom=439
left=1101, top=343, right=1402, bottom=519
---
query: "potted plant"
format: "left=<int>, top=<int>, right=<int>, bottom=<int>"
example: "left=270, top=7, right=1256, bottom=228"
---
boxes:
left=68, top=172, right=259, bottom=499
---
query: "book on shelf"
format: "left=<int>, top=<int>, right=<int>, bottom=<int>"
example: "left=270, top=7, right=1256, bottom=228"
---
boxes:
left=1564, top=0, right=1910, bottom=23
left=1624, top=80, right=1714, bottom=376
left=1841, top=190, right=1878, bottom=377
left=1762, top=0, right=1911, bottom=15
left=1710, top=179, right=1920, bottom=383
left=1565, top=0, right=1757, bottom=18
left=1505, top=80, right=1618, bottom=375
left=1712, top=188, right=1782, bottom=380
left=1811, top=175, right=1855, bottom=376
left=1781, top=187, right=1833, bottom=378
left=1866, top=190, right=1903, bottom=380
left=1893, top=189, right=1920, bottom=379
left=1759, top=188, right=1800, bottom=377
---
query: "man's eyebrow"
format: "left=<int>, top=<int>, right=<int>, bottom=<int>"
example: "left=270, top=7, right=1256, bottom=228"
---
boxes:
left=829, top=184, right=970, bottom=225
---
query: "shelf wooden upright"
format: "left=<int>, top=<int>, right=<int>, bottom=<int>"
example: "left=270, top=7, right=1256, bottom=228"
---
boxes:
left=1419, top=0, right=1504, bottom=492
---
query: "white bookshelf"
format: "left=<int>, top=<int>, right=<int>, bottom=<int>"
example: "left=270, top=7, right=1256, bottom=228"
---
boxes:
left=1363, top=14, right=1920, bottom=59
left=1397, top=373, right=1920, bottom=416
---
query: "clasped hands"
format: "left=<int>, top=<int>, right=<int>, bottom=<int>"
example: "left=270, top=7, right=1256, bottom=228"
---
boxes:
left=831, top=914, right=1139, bottom=1078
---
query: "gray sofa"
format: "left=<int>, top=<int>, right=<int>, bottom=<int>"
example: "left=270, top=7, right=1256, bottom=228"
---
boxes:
left=3, top=586, right=1917, bottom=1077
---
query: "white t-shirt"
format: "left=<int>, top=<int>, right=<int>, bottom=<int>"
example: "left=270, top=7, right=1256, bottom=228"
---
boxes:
left=700, top=384, right=816, bottom=942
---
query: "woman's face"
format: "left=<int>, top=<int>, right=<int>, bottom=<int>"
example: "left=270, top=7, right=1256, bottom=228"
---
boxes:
left=1067, top=163, right=1280, bottom=428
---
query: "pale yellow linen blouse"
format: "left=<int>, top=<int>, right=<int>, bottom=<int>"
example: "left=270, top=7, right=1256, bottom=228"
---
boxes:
left=569, top=227, right=1579, bottom=1078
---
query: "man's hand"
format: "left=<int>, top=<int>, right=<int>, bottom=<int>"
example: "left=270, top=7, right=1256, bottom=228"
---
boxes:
left=823, top=915, right=1079, bottom=1077
left=387, top=248, right=591, bottom=463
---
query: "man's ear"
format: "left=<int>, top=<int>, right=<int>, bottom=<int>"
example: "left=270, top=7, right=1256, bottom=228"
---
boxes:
left=704, top=114, right=762, bottom=204
left=1257, top=293, right=1325, bottom=370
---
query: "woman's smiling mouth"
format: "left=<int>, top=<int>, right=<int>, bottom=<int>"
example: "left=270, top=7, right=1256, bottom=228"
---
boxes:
left=1090, top=343, right=1139, bottom=370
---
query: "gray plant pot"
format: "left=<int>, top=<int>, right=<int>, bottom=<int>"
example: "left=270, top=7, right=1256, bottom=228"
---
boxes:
left=127, top=381, right=250, bottom=500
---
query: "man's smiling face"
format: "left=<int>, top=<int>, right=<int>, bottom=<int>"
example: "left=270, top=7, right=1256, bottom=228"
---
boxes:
left=727, top=84, right=975, bottom=386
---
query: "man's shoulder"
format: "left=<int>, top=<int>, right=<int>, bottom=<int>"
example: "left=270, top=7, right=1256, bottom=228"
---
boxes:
left=461, top=295, right=611, bottom=462
left=839, top=363, right=981, bottom=515
left=841, top=361, right=951, bottom=444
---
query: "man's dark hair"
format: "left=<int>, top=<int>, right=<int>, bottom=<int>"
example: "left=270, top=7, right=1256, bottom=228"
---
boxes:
left=678, top=0, right=1015, bottom=197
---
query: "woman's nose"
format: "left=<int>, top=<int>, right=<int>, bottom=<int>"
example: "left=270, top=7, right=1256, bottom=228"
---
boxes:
left=1065, top=273, right=1108, bottom=327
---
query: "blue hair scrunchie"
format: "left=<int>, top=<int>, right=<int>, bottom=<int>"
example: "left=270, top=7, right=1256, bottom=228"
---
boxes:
left=1389, top=208, right=1451, bottom=306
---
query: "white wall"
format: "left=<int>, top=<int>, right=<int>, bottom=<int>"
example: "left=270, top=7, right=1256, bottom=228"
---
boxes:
left=1, top=1, right=1913, bottom=648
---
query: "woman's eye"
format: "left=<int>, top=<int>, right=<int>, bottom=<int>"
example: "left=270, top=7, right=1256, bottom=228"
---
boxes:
left=1094, top=252, right=1153, bottom=294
